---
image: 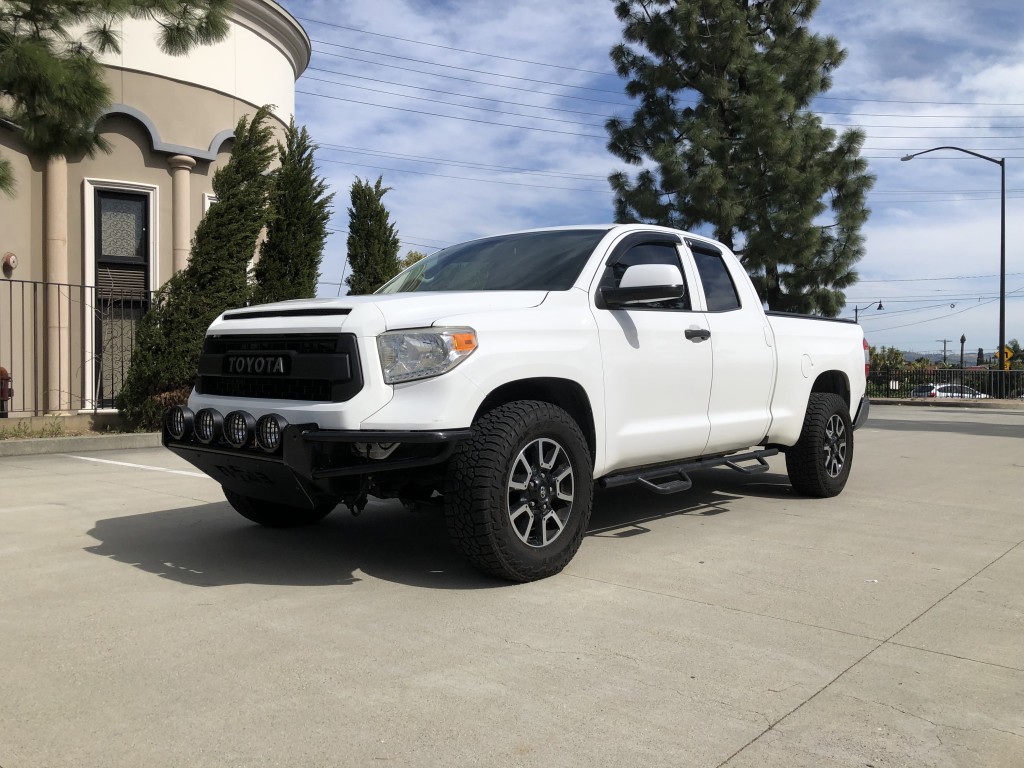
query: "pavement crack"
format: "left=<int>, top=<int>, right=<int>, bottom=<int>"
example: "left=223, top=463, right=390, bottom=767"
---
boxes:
left=716, top=535, right=1024, bottom=768
left=991, top=728, right=1024, bottom=740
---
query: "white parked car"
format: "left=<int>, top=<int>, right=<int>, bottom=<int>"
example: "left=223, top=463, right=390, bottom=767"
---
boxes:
left=912, top=383, right=990, bottom=399
left=162, top=225, right=870, bottom=581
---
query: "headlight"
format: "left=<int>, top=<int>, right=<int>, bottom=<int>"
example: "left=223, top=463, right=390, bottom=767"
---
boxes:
left=377, top=327, right=477, bottom=384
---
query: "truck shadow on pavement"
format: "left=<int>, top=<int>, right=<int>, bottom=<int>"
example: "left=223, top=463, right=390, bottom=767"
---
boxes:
left=84, top=470, right=796, bottom=591
left=589, top=469, right=794, bottom=537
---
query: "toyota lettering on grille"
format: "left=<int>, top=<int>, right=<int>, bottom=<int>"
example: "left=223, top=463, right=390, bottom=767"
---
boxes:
left=224, top=355, right=290, bottom=376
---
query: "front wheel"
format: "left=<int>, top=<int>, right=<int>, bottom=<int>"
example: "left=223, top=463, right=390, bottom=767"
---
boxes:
left=445, top=400, right=594, bottom=582
left=223, top=488, right=336, bottom=528
left=785, top=393, right=854, bottom=498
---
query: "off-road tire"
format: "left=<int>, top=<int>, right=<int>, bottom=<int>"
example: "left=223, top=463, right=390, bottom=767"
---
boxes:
left=445, top=400, right=594, bottom=582
left=785, top=393, right=853, bottom=498
left=223, top=488, right=335, bottom=528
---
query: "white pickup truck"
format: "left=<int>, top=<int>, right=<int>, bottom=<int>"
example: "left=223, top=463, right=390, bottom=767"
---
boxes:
left=164, top=224, right=869, bottom=581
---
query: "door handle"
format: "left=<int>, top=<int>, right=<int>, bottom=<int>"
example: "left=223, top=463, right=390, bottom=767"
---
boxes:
left=685, top=327, right=711, bottom=341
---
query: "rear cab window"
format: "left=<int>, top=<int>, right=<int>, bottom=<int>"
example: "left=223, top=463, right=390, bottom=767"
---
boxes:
left=688, top=241, right=741, bottom=312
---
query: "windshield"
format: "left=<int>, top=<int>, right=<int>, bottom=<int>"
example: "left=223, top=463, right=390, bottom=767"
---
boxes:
left=376, top=229, right=609, bottom=293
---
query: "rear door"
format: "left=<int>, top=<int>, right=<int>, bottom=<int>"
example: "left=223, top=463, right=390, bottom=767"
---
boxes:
left=590, top=232, right=713, bottom=473
left=684, top=239, right=775, bottom=454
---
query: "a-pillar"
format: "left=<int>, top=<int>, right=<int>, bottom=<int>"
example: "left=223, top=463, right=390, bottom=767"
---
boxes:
left=168, top=154, right=196, bottom=273
left=44, top=155, right=71, bottom=414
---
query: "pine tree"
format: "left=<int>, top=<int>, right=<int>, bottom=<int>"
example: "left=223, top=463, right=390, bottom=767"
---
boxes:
left=606, top=0, right=874, bottom=316
left=0, top=0, right=229, bottom=196
left=117, top=106, right=276, bottom=428
left=345, top=176, right=401, bottom=295
left=251, top=118, right=334, bottom=305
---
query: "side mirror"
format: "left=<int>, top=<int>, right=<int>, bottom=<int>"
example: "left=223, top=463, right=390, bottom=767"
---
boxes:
left=599, top=264, right=686, bottom=309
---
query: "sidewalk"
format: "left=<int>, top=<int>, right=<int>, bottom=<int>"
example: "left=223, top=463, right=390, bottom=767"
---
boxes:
left=871, top=397, right=1024, bottom=410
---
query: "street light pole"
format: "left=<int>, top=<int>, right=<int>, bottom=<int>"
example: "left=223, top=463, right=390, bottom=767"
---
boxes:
left=901, top=146, right=1007, bottom=396
left=853, top=301, right=883, bottom=323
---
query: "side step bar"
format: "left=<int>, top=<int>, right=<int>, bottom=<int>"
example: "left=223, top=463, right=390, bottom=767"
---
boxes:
left=599, top=448, right=779, bottom=495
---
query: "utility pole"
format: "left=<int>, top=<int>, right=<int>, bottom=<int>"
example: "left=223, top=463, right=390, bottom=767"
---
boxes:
left=937, top=339, right=951, bottom=365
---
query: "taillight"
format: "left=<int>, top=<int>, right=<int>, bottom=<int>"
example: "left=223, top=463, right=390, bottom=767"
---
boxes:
left=863, top=337, right=869, bottom=379
left=928, top=391, right=936, bottom=398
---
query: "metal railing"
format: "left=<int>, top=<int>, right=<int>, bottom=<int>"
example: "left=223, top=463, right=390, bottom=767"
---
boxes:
left=868, top=367, right=1024, bottom=400
left=0, top=279, right=152, bottom=416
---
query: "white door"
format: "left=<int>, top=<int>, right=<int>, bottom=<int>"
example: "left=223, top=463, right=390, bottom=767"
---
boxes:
left=685, top=240, right=775, bottom=453
left=591, top=233, right=713, bottom=473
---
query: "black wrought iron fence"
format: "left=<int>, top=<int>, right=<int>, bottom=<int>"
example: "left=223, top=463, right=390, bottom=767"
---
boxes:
left=868, top=368, right=1024, bottom=400
left=0, top=279, right=152, bottom=416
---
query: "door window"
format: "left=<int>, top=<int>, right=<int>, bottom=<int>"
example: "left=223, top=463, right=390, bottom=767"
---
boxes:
left=692, top=247, right=741, bottom=311
left=598, top=242, right=690, bottom=310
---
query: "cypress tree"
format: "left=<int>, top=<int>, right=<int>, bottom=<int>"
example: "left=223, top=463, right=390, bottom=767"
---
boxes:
left=251, top=118, right=334, bottom=305
left=344, top=176, right=401, bottom=295
left=0, top=0, right=229, bottom=196
left=118, top=106, right=276, bottom=428
left=606, top=0, right=874, bottom=315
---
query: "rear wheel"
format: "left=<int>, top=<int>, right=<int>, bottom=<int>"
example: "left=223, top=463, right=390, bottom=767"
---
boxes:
left=223, top=488, right=335, bottom=528
left=445, top=400, right=594, bottom=582
left=785, top=393, right=853, bottom=498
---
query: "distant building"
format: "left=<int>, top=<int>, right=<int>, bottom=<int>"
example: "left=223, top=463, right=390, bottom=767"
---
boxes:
left=0, top=0, right=309, bottom=416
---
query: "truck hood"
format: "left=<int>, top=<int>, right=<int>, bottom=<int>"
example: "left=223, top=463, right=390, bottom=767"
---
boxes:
left=367, top=291, right=548, bottom=328
left=209, top=292, right=548, bottom=335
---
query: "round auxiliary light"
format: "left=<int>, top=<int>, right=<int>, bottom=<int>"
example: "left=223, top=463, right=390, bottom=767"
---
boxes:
left=165, top=406, right=194, bottom=441
left=224, top=411, right=256, bottom=449
left=194, top=408, right=224, bottom=445
left=255, top=413, right=288, bottom=453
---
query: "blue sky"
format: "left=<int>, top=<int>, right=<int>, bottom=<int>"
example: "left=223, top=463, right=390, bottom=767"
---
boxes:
left=277, top=0, right=1024, bottom=358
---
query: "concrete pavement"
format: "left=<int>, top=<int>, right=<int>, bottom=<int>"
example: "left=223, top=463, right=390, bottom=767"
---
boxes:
left=1, top=404, right=1022, bottom=767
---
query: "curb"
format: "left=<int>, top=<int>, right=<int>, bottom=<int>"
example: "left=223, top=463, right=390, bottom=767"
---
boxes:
left=0, top=432, right=161, bottom=457
left=870, top=398, right=1024, bottom=410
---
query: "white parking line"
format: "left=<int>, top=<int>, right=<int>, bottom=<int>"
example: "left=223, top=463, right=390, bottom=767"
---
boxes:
left=61, top=454, right=208, bottom=478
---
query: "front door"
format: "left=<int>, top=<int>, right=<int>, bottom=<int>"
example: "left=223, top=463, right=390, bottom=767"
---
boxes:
left=590, top=232, right=713, bottom=473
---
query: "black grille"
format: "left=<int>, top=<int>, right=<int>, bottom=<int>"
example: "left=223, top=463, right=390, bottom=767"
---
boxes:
left=203, top=335, right=343, bottom=355
left=200, top=377, right=333, bottom=401
left=196, top=333, right=362, bottom=402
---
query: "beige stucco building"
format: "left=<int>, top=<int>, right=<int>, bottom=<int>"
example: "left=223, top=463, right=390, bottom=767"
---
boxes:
left=0, top=0, right=309, bottom=417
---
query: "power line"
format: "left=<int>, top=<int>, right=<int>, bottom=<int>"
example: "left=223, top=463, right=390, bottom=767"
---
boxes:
left=296, top=89, right=606, bottom=138
left=318, top=143, right=609, bottom=181
left=311, top=39, right=627, bottom=95
left=326, top=228, right=449, bottom=250
left=305, top=65, right=1024, bottom=130
left=315, top=155, right=608, bottom=192
left=306, top=65, right=620, bottom=120
left=857, top=272, right=1024, bottom=283
left=302, top=75, right=606, bottom=129
left=308, top=48, right=635, bottom=107
left=297, top=16, right=615, bottom=76
left=866, top=285, right=1024, bottom=332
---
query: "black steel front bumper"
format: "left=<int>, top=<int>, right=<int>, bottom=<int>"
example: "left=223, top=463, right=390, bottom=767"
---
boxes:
left=164, top=425, right=472, bottom=509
